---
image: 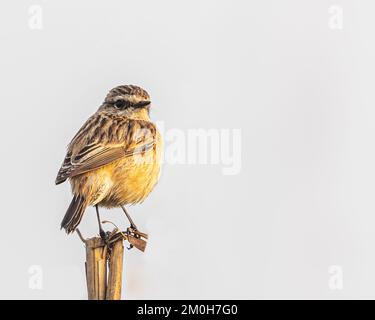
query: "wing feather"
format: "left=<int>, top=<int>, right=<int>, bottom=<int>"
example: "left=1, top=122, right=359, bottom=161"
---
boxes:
left=55, top=112, right=156, bottom=185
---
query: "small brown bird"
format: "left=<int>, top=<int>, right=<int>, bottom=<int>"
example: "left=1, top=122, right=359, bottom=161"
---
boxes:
left=56, top=85, right=162, bottom=238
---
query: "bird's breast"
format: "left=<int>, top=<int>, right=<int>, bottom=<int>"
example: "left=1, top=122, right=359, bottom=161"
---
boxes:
left=70, top=131, right=162, bottom=208
left=99, top=134, right=162, bottom=207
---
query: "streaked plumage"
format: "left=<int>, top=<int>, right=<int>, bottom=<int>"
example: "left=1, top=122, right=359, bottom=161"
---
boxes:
left=56, top=85, right=162, bottom=234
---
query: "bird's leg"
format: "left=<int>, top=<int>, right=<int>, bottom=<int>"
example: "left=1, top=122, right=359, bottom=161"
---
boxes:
left=96, top=205, right=108, bottom=242
left=120, top=205, right=148, bottom=250
left=120, top=205, right=138, bottom=230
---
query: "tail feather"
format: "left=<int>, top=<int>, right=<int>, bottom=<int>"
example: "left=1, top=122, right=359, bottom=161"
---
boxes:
left=61, top=195, right=87, bottom=234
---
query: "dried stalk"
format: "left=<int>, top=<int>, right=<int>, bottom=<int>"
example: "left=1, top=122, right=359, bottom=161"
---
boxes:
left=106, top=240, right=124, bottom=300
left=85, top=237, right=107, bottom=300
left=77, top=226, right=147, bottom=300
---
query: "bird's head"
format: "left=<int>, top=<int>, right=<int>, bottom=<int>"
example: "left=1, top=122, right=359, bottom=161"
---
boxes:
left=99, top=85, right=151, bottom=119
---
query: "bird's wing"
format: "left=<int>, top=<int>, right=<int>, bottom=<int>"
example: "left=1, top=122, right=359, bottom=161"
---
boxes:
left=55, top=112, right=156, bottom=185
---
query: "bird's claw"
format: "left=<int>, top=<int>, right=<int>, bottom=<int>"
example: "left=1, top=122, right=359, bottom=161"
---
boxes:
left=126, top=226, right=148, bottom=252
left=128, top=227, right=148, bottom=240
left=99, top=230, right=111, bottom=247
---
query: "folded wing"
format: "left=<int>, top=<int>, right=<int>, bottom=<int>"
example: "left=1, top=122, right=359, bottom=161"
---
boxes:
left=55, top=112, right=156, bottom=185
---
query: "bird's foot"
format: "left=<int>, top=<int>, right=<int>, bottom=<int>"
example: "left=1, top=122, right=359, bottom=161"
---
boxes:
left=99, top=229, right=111, bottom=246
left=128, top=226, right=148, bottom=240
left=126, top=226, right=148, bottom=251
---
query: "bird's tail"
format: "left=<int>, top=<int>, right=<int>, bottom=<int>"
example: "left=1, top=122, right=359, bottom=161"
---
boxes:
left=61, top=195, right=87, bottom=234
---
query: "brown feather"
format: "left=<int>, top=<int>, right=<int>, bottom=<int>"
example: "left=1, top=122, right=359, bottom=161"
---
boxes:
left=56, top=112, right=157, bottom=184
left=56, top=85, right=162, bottom=234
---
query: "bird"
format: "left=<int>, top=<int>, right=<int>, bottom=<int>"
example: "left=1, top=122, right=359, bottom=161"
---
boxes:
left=55, top=85, right=162, bottom=240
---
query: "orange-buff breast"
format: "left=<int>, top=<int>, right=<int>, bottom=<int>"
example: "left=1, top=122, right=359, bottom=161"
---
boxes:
left=70, top=132, right=162, bottom=208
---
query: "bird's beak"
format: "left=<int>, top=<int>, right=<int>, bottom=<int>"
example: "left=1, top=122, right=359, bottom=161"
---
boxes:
left=134, top=100, right=151, bottom=108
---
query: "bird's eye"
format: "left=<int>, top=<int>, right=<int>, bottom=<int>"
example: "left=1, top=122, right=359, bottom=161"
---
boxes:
left=114, top=99, right=127, bottom=109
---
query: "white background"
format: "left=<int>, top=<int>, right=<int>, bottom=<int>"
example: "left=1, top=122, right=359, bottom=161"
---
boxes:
left=0, top=0, right=374, bottom=299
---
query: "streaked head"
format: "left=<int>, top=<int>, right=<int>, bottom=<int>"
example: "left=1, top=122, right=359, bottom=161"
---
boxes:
left=99, top=85, right=151, bottom=117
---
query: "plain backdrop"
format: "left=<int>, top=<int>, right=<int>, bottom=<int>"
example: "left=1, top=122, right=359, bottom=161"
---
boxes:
left=0, top=0, right=375, bottom=299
